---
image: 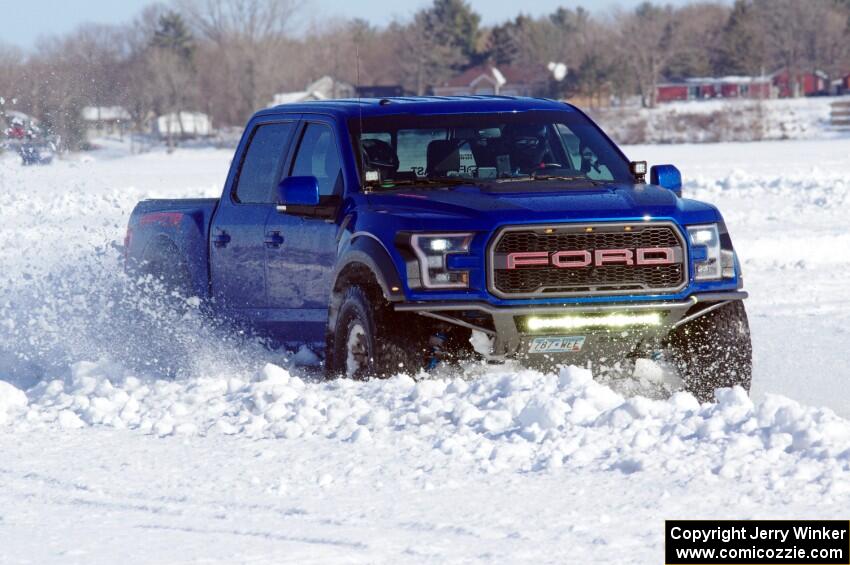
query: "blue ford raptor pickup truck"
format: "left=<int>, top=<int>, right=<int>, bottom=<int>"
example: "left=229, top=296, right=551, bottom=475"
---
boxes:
left=126, top=96, right=750, bottom=400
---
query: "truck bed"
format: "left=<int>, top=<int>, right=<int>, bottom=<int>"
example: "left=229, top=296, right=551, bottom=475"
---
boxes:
left=125, top=198, right=220, bottom=299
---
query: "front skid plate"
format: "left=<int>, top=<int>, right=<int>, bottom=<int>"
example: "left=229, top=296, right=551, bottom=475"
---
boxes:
left=396, top=291, right=747, bottom=356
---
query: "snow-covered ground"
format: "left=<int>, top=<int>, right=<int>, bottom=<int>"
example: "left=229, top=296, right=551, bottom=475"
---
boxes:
left=594, top=96, right=848, bottom=144
left=2, top=137, right=850, bottom=563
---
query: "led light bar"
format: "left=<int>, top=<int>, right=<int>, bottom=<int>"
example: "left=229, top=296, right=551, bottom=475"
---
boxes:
left=526, top=312, right=662, bottom=331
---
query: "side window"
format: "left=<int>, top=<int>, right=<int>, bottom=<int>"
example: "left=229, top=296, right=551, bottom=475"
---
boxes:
left=555, top=123, right=582, bottom=171
left=234, top=122, right=295, bottom=203
left=291, top=123, right=342, bottom=197
left=555, top=123, right=614, bottom=181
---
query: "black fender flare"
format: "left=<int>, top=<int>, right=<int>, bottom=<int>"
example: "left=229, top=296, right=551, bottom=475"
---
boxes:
left=332, top=233, right=405, bottom=303
left=138, top=235, right=192, bottom=293
left=141, top=235, right=182, bottom=272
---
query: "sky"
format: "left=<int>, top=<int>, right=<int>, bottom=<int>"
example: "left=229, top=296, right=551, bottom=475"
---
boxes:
left=0, top=0, right=716, bottom=50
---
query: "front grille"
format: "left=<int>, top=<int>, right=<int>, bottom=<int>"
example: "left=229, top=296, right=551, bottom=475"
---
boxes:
left=490, top=223, right=687, bottom=298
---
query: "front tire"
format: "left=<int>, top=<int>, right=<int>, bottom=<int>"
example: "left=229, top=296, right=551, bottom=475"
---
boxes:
left=329, top=286, right=426, bottom=379
left=666, top=300, right=752, bottom=402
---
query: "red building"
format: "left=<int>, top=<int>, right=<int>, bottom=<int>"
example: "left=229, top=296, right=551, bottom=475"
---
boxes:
left=771, top=70, right=829, bottom=98
left=656, top=76, right=773, bottom=103
left=656, top=70, right=829, bottom=104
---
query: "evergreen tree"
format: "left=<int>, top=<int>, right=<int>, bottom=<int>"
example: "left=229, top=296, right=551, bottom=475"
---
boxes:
left=716, top=0, right=765, bottom=76
left=148, top=11, right=198, bottom=150
left=486, top=23, right=520, bottom=66
left=152, top=11, right=195, bottom=63
left=571, top=51, right=615, bottom=106
left=549, top=6, right=589, bottom=34
left=398, top=0, right=482, bottom=94
left=422, top=0, right=481, bottom=68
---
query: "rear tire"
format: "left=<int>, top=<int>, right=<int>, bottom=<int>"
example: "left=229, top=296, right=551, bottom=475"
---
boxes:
left=666, top=300, right=752, bottom=402
left=329, top=286, right=427, bottom=379
left=141, top=241, right=193, bottom=311
left=131, top=241, right=195, bottom=377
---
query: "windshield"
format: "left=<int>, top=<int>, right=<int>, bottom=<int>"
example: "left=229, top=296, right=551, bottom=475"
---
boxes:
left=350, top=110, right=632, bottom=188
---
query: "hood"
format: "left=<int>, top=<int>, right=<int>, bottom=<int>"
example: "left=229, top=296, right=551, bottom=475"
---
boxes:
left=363, top=181, right=717, bottom=226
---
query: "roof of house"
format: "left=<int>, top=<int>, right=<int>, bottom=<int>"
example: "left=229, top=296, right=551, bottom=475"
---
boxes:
left=441, top=64, right=549, bottom=88
left=270, top=76, right=354, bottom=107
left=271, top=91, right=325, bottom=105
left=260, top=95, right=573, bottom=120
left=659, top=75, right=773, bottom=87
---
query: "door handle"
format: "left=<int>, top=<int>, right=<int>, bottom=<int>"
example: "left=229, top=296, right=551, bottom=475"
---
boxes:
left=264, top=231, right=284, bottom=248
left=213, top=231, right=231, bottom=248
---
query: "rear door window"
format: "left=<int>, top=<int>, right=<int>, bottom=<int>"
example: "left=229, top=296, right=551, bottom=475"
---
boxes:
left=234, top=122, right=296, bottom=203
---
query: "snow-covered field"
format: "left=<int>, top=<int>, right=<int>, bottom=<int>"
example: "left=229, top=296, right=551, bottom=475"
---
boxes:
left=1, top=137, right=850, bottom=563
left=594, top=95, right=847, bottom=144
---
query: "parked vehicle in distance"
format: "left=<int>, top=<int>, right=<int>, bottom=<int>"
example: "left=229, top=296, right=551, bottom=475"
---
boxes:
left=18, top=142, right=55, bottom=165
left=125, top=96, right=750, bottom=400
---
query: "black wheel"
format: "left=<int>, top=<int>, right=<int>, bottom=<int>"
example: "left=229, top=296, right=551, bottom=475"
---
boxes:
left=140, top=240, right=193, bottom=311
left=666, top=300, right=752, bottom=402
left=126, top=240, right=196, bottom=377
left=329, top=286, right=427, bottom=379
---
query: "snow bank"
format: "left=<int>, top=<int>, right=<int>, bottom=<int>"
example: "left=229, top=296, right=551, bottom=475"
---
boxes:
left=0, top=381, right=27, bottom=425
left=592, top=96, right=846, bottom=144
left=7, top=360, right=849, bottom=495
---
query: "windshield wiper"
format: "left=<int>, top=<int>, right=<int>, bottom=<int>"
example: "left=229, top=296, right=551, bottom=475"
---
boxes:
left=536, top=175, right=608, bottom=185
left=495, top=174, right=605, bottom=185
left=373, top=177, right=482, bottom=189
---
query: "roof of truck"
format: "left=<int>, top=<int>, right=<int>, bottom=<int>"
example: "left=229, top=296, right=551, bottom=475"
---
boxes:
left=256, top=95, right=576, bottom=120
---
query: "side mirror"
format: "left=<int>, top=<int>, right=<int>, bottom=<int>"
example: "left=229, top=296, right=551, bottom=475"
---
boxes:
left=650, top=164, right=682, bottom=197
left=276, top=175, right=340, bottom=220
left=276, top=176, right=320, bottom=212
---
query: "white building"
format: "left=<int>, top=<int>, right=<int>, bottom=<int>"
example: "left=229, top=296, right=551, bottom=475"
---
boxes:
left=81, top=106, right=131, bottom=140
left=270, top=76, right=355, bottom=107
left=153, top=112, right=213, bottom=139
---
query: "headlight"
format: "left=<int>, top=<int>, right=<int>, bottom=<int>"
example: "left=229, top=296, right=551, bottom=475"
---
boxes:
left=410, top=233, right=473, bottom=289
left=688, top=224, right=736, bottom=281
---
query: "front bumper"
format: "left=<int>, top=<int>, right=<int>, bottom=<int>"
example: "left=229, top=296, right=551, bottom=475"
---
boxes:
left=395, top=291, right=747, bottom=359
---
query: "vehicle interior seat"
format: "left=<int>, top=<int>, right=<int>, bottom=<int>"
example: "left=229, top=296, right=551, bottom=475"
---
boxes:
left=426, top=140, right=460, bottom=176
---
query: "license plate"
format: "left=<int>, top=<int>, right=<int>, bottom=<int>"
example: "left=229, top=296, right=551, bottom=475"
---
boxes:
left=528, top=336, right=586, bottom=354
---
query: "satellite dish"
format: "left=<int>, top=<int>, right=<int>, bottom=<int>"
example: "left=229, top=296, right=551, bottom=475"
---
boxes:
left=548, top=61, right=568, bottom=82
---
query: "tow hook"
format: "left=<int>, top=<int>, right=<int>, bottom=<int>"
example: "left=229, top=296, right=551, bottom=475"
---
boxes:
left=426, top=332, right=449, bottom=370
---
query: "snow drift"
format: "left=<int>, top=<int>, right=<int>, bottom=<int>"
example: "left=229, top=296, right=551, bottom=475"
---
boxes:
left=7, top=358, right=850, bottom=498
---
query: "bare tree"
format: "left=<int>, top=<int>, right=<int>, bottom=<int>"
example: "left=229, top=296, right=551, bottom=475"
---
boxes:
left=120, top=5, right=169, bottom=140
left=177, top=0, right=300, bottom=43
left=0, top=43, right=25, bottom=108
left=617, top=3, right=679, bottom=108
left=17, top=24, right=129, bottom=148
left=177, top=0, right=302, bottom=123
left=755, top=0, right=847, bottom=96
left=801, top=1, right=850, bottom=79
left=665, top=2, right=728, bottom=78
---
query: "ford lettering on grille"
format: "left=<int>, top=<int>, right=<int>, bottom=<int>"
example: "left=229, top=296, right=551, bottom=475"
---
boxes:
left=506, top=247, right=676, bottom=269
left=489, top=223, right=687, bottom=298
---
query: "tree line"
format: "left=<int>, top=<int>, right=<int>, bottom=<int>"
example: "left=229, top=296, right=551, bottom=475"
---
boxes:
left=0, top=0, right=848, bottom=149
